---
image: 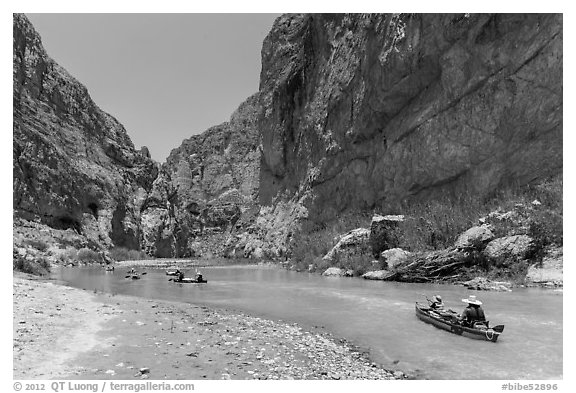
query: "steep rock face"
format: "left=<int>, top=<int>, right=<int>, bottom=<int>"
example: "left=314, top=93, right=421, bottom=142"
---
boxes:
left=259, top=14, right=562, bottom=224
left=13, top=14, right=158, bottom=249
left=140, top=95, right=261, bottom=257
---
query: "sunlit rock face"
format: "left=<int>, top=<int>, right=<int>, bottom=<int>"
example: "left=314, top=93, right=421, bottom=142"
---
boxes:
left=13, top=14, right=158, bottom=249
left=258, top=14, right=562, bottom=224
left=140, top=95, right=262, bottom=257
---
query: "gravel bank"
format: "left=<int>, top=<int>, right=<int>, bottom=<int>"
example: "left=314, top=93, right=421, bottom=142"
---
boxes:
left=13, top=274, right=406, bottom=380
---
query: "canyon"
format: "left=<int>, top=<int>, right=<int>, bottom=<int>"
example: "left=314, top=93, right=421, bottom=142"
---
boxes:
left=13, top=13, right=562, bottom=265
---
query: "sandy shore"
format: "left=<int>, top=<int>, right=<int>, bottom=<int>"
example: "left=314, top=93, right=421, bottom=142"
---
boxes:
left=13, top=273, right=406, bottom=380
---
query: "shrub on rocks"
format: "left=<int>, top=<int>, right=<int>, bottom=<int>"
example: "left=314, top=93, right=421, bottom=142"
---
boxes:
left=76, top=247, right=103, bottom=263
left=13, top=248, right=51, bottom=276
left=109, top=247, right=148, bottom=261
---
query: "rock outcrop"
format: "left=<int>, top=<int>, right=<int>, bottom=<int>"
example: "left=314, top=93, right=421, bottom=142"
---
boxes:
left=369, top=215, right=404, bottom=256
left=13, top=14, right=158, bottom=251
left=258, top=13, right=562, bottom=227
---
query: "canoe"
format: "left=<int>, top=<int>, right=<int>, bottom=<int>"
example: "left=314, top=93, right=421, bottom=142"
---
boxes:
left=170, top=277, right=207, bottom=284
left=126, top=274, right=140, bottom=280
left=166, top=270, right=180, bottom=276
left=415, top=302, right=504, bottom=342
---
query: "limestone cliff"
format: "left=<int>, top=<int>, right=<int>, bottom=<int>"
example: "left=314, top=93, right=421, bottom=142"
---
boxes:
left=140, top=95, right=261, bottom=257
left=13, top=14, right=158, bottom=250
left=259, top=14, right=562, bottom=225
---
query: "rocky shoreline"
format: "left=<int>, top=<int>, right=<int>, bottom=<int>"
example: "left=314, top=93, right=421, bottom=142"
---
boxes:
left=13, top=273, right=406, bottom=380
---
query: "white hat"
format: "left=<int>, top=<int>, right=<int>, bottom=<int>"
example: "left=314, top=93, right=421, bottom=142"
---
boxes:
left=462, top=295, right=482, bottom=305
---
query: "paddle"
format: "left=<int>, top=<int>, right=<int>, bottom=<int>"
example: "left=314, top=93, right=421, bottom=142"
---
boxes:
left=419, top=293, right=433, bottom=306
left=492, top=325, right=505, bottom=333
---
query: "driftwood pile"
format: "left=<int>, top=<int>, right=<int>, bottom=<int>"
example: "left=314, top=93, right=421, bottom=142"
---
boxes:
left=382, top=249, right=473, bottom=282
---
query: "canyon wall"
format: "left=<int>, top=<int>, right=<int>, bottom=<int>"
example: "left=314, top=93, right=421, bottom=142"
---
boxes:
left=258, top=14, right=562, bottom=225
left=13, top=14, right=562, bottom=260
left=139, top=95, right=261, bottom=257
left=13, top=14, right=158, bottom=250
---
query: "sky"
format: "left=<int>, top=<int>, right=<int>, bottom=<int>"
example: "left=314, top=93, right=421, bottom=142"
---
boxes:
left=25, top=13, right=280, bottom=161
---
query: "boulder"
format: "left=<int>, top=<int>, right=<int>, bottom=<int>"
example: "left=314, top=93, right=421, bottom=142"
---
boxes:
left=454, top=225, right=494, bottom=250
left=525, top=247, right=563, bottom=287
left=322, top=267, right=353, bottom=277
left=484, top=235, right=533, bottom=263
left=322, top=228, right=370, bottom=263
left=462, top=277, right=512, bottom=292
left=380, top=248, right=411, bottom=269
left=369, top=215, right=404, bottom=256
left=362, top=270, right=390, bottom=280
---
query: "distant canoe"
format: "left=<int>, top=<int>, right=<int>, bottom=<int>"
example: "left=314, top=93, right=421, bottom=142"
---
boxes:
left=170, top=277, right=207, bottom=284
left=415, top=302, right=504, bottom=342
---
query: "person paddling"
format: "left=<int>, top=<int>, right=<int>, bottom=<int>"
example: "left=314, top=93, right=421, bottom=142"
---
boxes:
left=458, top=295, right=486, bottom=327
left=429, top=295, right=444, bottom=310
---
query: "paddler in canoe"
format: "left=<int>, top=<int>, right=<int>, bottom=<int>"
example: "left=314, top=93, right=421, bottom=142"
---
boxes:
left=423, top=294, right=459, bottom=321
left=425, top=294, right=488, bottom=327
left=457, top=295, right=487, bottom=328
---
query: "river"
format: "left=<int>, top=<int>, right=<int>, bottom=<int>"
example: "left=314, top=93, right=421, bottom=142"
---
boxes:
left=52, top=264, right=563, bottom=380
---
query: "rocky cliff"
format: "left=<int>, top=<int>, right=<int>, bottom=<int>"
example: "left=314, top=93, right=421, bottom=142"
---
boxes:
left=13, top=14, right=158, bottom=251
left=139, top=95, right=261, bottom=257
left=13, top=13, right=563, bottom=263
left=259, top=14, right=562, bottom=226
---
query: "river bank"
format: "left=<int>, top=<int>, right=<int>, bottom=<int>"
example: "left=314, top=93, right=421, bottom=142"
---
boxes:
left=13, top=273, right=406, bottom=380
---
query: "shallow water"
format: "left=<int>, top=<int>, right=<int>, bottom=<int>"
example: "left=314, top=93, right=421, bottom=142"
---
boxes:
left=53, top=264, right=563, bottom=380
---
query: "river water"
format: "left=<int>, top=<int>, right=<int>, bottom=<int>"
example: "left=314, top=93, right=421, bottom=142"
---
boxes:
left=52, top=265, right=563, bottom=380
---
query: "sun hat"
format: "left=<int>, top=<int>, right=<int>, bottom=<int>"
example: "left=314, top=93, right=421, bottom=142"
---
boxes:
left=462, top=295, right=482, bottom=305
left=433, top=295, right=442, bottom=302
